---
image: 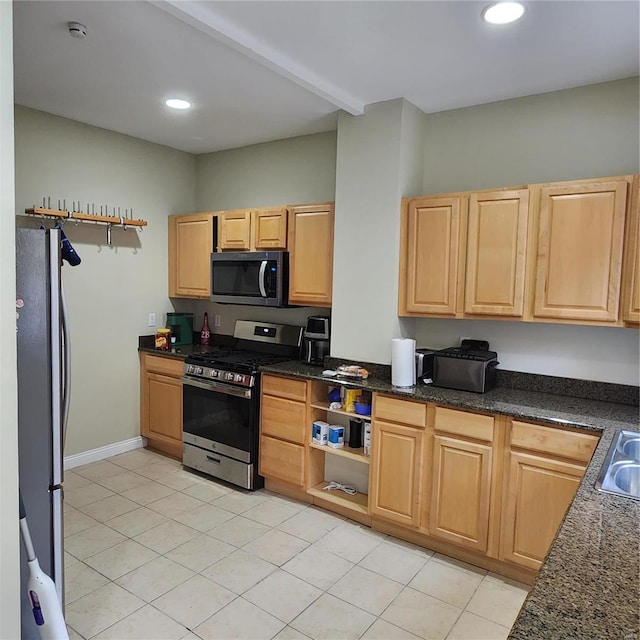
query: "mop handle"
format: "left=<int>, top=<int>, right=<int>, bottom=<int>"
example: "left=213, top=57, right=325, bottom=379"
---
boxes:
left=19, top=492, right=37, bottom=562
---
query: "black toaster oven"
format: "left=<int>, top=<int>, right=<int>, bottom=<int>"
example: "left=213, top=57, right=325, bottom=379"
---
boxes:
left=432, top=340, right=499, bottom=393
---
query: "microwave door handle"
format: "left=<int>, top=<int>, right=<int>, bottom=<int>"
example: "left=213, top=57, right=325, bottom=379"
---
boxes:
left=258, top=260, right=268, bottom=297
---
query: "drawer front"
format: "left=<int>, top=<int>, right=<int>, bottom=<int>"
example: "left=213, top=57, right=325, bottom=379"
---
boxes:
left=259, top=436, right=305, bottom=486
left=261, top=395, right=307, bottom=444
left=434, top=407, right=494, bottom=442
left=374, top=395, right=427, bottom=428
left=143, top=353, right=184, bottom=378
left=510, top=420, right=599, bottom=463
left=262, top=374, right=308, bottom=402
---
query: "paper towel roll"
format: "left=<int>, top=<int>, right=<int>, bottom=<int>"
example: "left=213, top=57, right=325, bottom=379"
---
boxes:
left=392, top=338, right=416, bottom=388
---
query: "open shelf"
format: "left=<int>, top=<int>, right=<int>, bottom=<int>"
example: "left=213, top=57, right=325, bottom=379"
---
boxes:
left=309, top=441, right=369, bottom=464
left=308, top=481, right=368, bottom=515
left=310, top=402, right=372, bottom=420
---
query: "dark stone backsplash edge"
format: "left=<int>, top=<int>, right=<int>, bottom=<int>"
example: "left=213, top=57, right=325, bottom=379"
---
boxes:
left=325, top=356, right=639, bottom=407
left=139, top=337, right=638, bottom=407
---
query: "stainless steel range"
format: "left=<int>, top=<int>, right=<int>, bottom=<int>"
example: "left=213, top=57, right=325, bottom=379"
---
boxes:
left=182, top=320, right=302, bottom=490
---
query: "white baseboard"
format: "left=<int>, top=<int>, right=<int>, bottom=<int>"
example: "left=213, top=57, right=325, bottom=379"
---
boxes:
left=64, top=436, right=148, bottom=470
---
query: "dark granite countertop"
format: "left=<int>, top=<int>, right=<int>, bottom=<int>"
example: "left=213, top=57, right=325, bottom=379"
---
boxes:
left=260, top=361, right=640, bottom=640
left=138, top=344, right=210, bottom=360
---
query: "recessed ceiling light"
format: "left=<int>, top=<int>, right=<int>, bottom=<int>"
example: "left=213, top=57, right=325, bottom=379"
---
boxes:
left=482, top=2, right=525, bottom=24
left=165, top=98, right=191, bottom=110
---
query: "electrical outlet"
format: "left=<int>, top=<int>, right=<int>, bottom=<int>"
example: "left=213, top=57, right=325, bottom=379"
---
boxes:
left=214, top=314, right=221, bottom=328
left=148, top=313, right=156, bottom=327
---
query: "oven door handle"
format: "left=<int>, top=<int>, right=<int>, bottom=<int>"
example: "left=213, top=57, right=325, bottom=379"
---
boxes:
left=181, top=376, right=252, bottom=399
left=258, top=260, right=268, bottom=298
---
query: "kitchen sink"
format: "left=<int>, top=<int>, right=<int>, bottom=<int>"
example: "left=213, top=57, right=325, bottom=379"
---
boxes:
left=595, top=431, right=640, bottom=500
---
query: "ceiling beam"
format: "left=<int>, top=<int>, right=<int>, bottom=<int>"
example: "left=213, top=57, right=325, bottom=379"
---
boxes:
left=150, top=0, right=365, bottom=115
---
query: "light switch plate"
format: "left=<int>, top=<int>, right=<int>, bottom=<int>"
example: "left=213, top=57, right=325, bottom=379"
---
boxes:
left=148, top=313, right=156, bottom=327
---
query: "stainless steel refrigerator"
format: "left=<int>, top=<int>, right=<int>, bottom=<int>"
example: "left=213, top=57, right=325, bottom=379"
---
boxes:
left=16, top=227, right=70, bottom=640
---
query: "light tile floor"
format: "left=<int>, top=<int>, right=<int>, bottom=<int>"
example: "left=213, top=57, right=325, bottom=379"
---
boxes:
left=63, top=448, right=529, bottom=640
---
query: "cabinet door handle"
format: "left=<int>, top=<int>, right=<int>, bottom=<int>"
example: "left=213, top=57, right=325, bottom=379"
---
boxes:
left=206, top=455, right=222, bottom=464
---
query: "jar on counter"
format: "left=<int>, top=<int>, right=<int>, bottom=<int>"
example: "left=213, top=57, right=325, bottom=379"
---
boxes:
left=155, top=328, right=171, bottom=351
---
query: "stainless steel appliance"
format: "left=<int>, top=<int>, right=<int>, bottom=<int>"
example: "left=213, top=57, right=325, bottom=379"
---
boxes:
left=301, top=315, right=330, bottom=365
left=432, top=340, right=499, bottom=393
left=210, top=251, right=289, bottom=307
left=182, top=320, right=302, bottom=489
left=16, top=227, right=71, bottom=639
left=415, top=348, right=438, bottom=382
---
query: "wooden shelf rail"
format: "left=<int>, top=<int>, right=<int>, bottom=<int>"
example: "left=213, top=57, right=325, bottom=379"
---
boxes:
left=25, top=207, right=147, bottom=228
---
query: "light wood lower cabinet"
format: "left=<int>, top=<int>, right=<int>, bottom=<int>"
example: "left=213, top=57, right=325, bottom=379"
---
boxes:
left=429, top=434, right=493, bottom=552
left=499, top=419, right=598, bottom=571
left=258, top=375, right=309, bottom=488
left=259, top=435, right=305, bottom=487
left=369, top=420, right=425, bottom=528
left=140, top=353, right=183, bottom=459
left=499, top=451, right=586, bottom=571
left=428, top=407, right=495, bottom=553
left=257, top=375, right=600, bottom=582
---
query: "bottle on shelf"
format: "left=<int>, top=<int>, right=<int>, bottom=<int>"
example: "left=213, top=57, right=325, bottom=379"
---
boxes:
left=200, top=312, right=211, bottom=346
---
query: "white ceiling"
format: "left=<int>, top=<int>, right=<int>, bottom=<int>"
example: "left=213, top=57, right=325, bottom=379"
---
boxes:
left=12, top=1, right=640, bottom=154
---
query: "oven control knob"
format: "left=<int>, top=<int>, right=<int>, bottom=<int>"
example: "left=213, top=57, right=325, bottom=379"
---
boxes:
left=195, top=367, right=203, bottom=375
left=235, top=374, right=244, bottom=383
left=210, top=369, right=218, bottom=378
left=225, top=372, right=235, bottom=381
left=186, top=365, right=193, bottom=374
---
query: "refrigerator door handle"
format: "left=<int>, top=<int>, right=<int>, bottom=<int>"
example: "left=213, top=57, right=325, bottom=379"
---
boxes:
left=61, top=279, right=71, bottom=451
left=49, top=230, right=64, bottom=487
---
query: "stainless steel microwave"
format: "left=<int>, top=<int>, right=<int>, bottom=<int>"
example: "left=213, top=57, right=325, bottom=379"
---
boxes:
left=210, top=251, right=289, bottom=307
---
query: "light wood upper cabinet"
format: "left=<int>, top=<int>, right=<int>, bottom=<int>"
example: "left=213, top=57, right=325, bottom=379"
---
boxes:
left=219, top=207, right=287, bottom=251
left=465, top=190, right=529, bottom=317
left=219, top=209, right=252, bottom=250
left=254, top=207, right=288, bottom=250
left=428, top=407, right=496, bottom=553
left=287, top=203, right=334, bottom=307
left=621, top=179, right=640, bottom=324
left=401, top=196, right=465, bottom=316
left=140, top=353, right=183, bottom=459
left=532, top=178, right=628, bottom=322
left=169, top=213, right=215, bottom=299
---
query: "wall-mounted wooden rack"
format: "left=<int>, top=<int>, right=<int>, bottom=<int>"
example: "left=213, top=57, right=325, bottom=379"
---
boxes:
left=24, top=207, right=147, bottom=227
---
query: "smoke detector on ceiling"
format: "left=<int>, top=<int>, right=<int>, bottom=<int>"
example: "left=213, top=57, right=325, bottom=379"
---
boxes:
left=68, top=22, right=87, bottom=39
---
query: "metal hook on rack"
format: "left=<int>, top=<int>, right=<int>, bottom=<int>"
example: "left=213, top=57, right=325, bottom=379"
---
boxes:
left=106, top=223, right=113, bottom=247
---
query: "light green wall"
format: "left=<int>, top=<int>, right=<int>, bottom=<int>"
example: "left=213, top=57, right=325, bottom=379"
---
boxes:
left=195, top=131, right=337, bottom=210
left=416, top=77, right=640, bottom=385
left=332, top=99, right=423, bottom=363
left=14, top=106, right=196, bottom=455
left=422, top=77, right=640, bottom=194
left=189, top=131, right=338, bottom=336
left=0, top=3, right=19, bottom=635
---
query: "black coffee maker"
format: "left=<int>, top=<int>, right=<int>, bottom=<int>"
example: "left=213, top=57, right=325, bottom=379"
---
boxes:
left=301, top=315, right=330, bottom=365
